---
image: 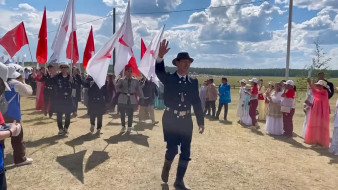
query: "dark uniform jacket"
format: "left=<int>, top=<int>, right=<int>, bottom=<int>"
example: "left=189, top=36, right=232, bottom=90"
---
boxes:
left=325, top=79, right=334, bottom=99
left=41, top=73, right=54, bottom=92
left=140, top=80, right=158, bottom=106
left=52, top=73, right=75, bottom=114
left=156, top=60, right=204, bottom=142
left=72, top=74, right=82, bottom=102
left=84, top=77, right=106, bottom=115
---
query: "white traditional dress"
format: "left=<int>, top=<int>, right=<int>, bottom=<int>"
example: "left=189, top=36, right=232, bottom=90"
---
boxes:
left=265, top=91, right=284, bottom=135
left=258, top=85, right=266, bottom=120
left=199, top=85, right=207, bottom=112
left=301, top=89, right=314, bottom=138
left=236, top=86, right=246, bottom=118
left=241, top=92, right=252, bottom=126
left=329, top=100, right=338, bottom=155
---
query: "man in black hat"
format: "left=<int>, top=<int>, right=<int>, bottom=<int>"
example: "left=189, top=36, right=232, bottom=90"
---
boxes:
left=156, top=39, right=204, bottom=189
left=41, top=64, right=56, bottom=118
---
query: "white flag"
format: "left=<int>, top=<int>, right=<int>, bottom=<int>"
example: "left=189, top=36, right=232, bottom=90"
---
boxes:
left=86, top=1, right=133, bottom=88
left=21, top=54, right=26, bottom=67
left=49, top=0, right=76, bottom=63
left=114, top=1, right=134, bottom=76
left=139, top=26, right=165, bottom=86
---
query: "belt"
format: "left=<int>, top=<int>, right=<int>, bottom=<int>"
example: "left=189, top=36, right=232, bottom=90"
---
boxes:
left=122, top=93, right=134, bottom=96
left=165, top=107, right=190, bottom=118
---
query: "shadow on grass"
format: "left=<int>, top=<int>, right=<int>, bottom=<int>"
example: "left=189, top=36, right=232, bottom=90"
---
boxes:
left=65, top=133, right=100, bottom=147
left=4, top=153, right=14, bottom=166
left=56, top=150, right=86, bottom=183
left=104, top=132, right=149, bottom=147
left=21, top=116, right=47, bottom=123
left=219, top=120, right=233, bottom=125
left=26, top=135, right=65, bottom=148
left=133, top=123, right=156, bottom=131
left=161, top=183, right=169, bottom=190
left=85, top=151, right=110, bottom=173
left=272, top=135, right=308, bottom=149
left=250, top=128, right=265, bottom=136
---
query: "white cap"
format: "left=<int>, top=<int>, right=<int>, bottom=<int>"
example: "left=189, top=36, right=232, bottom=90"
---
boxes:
left=7, top=65, right=21, bottom=79
left=315, top=80, right=329, bottom=89
left=245, top=84, right=252, bottom=90
left=284, top=80, right=294, bottom=86
left=59, top=62, right=70, bottom=68
left=249, top=78, right=258, bottom=83
left=240, top=79, right=247, bottom=84
left=0, top=62, right=11, bottom=91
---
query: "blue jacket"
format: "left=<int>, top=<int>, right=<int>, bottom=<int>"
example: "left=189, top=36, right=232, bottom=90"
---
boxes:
left=218, top=83, right=231, bottom=103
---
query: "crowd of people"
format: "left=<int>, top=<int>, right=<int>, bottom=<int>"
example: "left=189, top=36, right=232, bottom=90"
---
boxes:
left=0, top=46, right=337, bottom=189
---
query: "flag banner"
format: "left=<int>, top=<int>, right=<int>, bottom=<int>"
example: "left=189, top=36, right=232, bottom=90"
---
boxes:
left=138, top=26, right=164, bottom=86
left=113, top=1, right=134, bottom=76
left=0, top=22, right=29, bottom=57
left=83, top=26, right=95, bottom=68
left=141, top=38, right=146, bottom=59
left=36, top=7, right=48, bottom=64
left=66, top=31, right=79, bottom=64
left=86, top=1, right=133, bottom=88
left=49, top=0, right=76, bottom=63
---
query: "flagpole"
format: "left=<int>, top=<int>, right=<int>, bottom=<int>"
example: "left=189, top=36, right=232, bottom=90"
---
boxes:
left=285, top=0, right=293, bottom=80
left=112, top=7, right=116, bottom=73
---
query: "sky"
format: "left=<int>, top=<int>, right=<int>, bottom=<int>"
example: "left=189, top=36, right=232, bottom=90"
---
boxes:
left=0, top=0, right=337, bottom=70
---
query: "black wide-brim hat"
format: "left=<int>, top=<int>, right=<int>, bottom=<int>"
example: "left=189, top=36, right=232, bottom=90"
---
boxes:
left=172, top=52, right=194, bottom=66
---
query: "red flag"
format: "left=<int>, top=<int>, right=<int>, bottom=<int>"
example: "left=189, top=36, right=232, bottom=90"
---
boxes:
left=82, top=26, right=95, bottom=68
left=0, top=22, right=29, bottom=57
left=36, top=7, right=48, bottom=64
left=141, top=38, right=146, bottom=59
left=66, top=31, right=79, bottom=64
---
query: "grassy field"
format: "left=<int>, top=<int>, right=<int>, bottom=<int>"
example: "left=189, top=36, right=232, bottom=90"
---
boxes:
left=3, top=90, right=338, bottom=189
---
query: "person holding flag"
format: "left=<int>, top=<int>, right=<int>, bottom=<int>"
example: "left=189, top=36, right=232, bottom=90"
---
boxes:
left=156, top=39, right=204, bottom=189
left=116, top=65, right=144, bottom=133
left=52, top=62, right=75, bottom=136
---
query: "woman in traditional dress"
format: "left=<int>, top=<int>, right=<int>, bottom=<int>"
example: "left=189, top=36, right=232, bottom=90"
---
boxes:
left=305, top=79, right=330, bottom=147
left=281, top=80, right=296, bottom=137
left=240, top=84, right=252, bottom=126
left=258, top=79, right=266, bottom=120
left=199, top=81, right=208, bottom=113
left=249, top=78, right=259, bottom=128
left=301, top=87, right=314, bottom=138
left=236, top=79, right=247, bottom=119
left=34, top=67, right=45, bottom=111
left=265, top=83, right=284, bottom=135
left=329, top=99, right=338, bottom=155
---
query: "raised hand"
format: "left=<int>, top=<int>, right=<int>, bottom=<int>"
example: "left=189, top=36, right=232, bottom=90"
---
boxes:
left=158, top=39, right=170, bottom=59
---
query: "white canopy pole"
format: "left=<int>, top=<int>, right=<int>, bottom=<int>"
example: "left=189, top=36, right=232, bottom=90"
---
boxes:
left=285, top=0, right=293, bottom=80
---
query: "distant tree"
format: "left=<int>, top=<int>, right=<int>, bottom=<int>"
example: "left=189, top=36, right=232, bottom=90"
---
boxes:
left=311, top=39, right=331, bottom=78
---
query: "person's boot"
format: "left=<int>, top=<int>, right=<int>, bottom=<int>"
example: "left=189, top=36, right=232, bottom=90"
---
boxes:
left=161, top=159, right=173, bottom=183
left=174, top=160, right=190, bottom=190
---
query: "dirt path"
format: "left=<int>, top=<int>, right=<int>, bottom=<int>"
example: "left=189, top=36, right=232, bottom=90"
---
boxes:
left=4, top=95, right=338, bottom=190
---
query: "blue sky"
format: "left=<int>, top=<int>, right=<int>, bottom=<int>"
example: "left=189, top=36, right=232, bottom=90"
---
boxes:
left=0, top=0, right=337, bottom=69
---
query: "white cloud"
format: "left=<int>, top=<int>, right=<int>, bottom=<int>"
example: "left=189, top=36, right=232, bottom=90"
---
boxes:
left=292, top=0, right=338, bottom=11
left=0, top=0, right=5, bottom=5
left=18, top=3, right=36, bottom=12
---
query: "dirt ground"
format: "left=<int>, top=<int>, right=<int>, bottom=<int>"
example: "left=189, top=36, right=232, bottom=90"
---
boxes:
left=4, top=93, right=338, bottom=190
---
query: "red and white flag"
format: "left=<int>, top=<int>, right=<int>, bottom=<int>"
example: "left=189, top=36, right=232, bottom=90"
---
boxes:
left=139, top=26, right=165, bottom=86
left=82, top=26, right=95, bottom=69
left=141, top=38, right=146, bottom=59
left=114, top=1, right=134, bottom=76
left=49, top=0, right=76, bottom=63
left=66, top=30, right=79, bottom=64
left=86, top=1, right=133, bottom=88
left=36, top=7, right=48, bottom=64
left=0, top=22, right=29, bottom=57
